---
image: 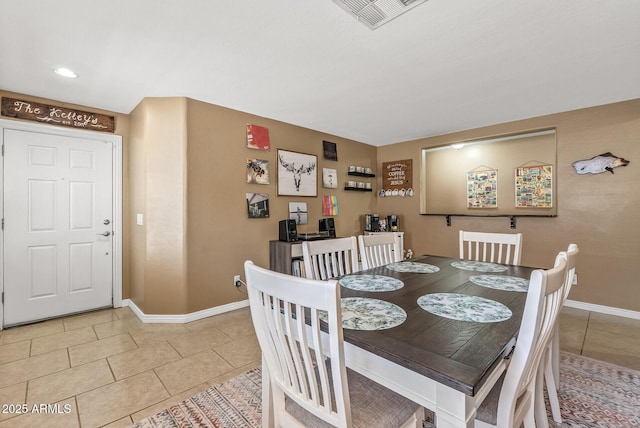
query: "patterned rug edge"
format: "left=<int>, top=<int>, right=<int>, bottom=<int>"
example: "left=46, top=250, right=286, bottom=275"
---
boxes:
left=130, top=352, right=640, bottom=428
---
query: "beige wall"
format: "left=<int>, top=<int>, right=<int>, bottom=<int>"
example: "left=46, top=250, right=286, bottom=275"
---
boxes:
left=128, top=98, right=189, bottom=314
left=184, top=98, right=376, bottom=313
left=128, top=97, right=376, bottom=314
left=378, top=99, right=640, bottom=312
left=0, top=90, right=132, bottom=301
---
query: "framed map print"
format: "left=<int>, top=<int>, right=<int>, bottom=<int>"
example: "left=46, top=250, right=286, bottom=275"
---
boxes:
left=467, top=169, right=497, bottom=208
left=515, top=165, right=553, bottom=208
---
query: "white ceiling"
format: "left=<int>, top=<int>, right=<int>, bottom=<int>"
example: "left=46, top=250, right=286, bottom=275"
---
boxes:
left=1, top=0, right=639, bottom=146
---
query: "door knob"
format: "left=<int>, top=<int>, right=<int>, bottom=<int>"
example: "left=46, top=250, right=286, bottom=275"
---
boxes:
left=97, top=231, right=111, bottom=237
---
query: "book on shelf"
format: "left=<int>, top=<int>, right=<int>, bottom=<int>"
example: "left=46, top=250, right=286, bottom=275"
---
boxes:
left=292, top=259, right=306, bottom=277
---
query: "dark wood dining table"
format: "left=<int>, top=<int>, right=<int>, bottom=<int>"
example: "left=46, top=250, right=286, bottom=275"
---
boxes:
left=335, top=254, right=535, bottom=428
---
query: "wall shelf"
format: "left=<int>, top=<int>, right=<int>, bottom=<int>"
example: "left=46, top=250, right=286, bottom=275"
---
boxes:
left=344, top=186, right=373, bottom=192
left=348, top=171, right=375, bottom=178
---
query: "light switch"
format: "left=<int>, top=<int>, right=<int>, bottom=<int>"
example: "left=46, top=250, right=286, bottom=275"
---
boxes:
left=136, top=213, right=144, bottom=226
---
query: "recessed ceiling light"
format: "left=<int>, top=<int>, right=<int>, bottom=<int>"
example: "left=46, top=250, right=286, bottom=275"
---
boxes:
left=54, top=67, right=78, bottom=78
left=451, top=143, right=465, bottom=150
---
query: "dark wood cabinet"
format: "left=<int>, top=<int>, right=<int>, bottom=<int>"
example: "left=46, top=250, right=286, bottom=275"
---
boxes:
left=269, top=240, right=303, bottom=275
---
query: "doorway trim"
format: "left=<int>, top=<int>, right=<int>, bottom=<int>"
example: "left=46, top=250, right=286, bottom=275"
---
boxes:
left=0, top=119, right=122, bottom=330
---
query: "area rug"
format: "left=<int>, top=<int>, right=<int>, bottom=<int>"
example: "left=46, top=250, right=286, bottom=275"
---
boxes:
left=129, top=368, right=262, bottom=428
left=130, top=352, right=640, bottom=427
left=549, top=352, right=640, bottom=427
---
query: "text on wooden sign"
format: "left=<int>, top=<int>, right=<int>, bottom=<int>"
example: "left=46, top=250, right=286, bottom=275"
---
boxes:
left=1, top=97, right=115, bottom=133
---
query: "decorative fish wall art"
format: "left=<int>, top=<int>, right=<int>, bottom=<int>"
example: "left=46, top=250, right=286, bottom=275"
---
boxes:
left=572, top=152, right=630, bottom=174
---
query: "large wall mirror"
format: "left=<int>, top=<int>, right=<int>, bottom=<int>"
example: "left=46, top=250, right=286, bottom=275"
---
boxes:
left=420, top=129, right=557, bottom=217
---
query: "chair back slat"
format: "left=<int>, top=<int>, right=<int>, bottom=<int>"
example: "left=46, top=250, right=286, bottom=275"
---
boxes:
left=460, top=230, right=523, bottom=265
left=302, top=237, right=359, bottom=279
left=358, top=234, right=402, bottom=269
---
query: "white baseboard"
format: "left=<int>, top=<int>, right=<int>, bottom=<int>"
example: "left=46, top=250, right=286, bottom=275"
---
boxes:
left=119, top=297, right=639, bottom=324
left=122, top=299, right=249, bottom=324
left=565, top=299, right=640, bottom=320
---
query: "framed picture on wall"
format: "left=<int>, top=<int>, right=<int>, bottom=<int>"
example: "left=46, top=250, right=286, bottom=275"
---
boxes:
left=246, top=193, right=270, bottom=218
left=277, top=149, right=317, bottom=196
left=288, top=202, right=308, bottom=224
left=323, top=140, right=338, bottom=161
left=246, top=159, right=269, bottom=184
left=515, top=165, right=553, bottom=208
left=246, top=124, right=270, bottom=150
left=322, top=168, right=337, bottom=188
left=467, top=169, right=498, bottom=208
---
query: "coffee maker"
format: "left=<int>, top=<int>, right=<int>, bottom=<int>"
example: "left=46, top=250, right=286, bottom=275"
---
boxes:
left=364, top=214, right=380, bottom=232
left=365, top=214, right=398, bottom=232
left=387, top=215, right=399, bottom=232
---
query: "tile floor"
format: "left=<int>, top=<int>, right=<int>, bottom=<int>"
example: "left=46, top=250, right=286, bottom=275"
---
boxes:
left=1, top=305, right=639, bottom=428
left=0, top=306, right=260, bottom=428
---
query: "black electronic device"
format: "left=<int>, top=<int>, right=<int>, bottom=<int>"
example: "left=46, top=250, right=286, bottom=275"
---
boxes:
left=365, top=214, right=380, bottom=232
left=387, top=215, right=399, bottom=232
left=279, top=219, right=298, bottom=242
left=319, top=217, right=336, bottom=238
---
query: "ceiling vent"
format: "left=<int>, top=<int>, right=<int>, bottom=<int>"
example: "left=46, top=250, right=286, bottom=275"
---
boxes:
left=333, top=0, right=428, bottom=30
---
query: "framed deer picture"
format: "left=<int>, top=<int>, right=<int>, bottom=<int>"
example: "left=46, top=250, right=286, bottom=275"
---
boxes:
left=277, top=149, right=317, bottom=196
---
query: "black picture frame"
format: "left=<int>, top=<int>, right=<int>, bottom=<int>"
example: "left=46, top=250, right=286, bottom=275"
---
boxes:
left=323, top=140, right=338, bottom=161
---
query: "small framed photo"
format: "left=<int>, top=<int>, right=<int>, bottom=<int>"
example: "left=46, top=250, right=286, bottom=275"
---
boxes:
left=246, top=159, right=269, bottom=184
left=289, top=202, right=308, bottom=225
left=323, top=168, right=337, bottom=188
left=246, top=193, right=270, bottom=218
left=323, top=140, right=338, bottom=161
left=277, top=149, right=317, bottom=196
left=246, top=124, right=270, bottom=150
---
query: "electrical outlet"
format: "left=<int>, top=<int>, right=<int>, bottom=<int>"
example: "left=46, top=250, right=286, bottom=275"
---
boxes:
left=234, top=275, right=241, bottom=287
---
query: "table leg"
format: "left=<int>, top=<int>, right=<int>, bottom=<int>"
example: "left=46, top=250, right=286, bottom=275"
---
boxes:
left=434, top=383, right=476, bottom=428
left=342, top=341, right=476, bottom=427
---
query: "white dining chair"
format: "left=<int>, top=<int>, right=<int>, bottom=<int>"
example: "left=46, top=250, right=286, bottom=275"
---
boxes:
left=243, top=261, right=424, bottom=428
left=302, top=236, right=359, bottom=280
left=540, top=243, right=579, bottom=424
left=459, top=230, right=523, bottom=265
left=358, top=234, right=402, bottom=270
left=474, top=252, right=568, bottom=428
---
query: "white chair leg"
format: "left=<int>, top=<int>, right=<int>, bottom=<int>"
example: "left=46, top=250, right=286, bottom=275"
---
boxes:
left=545, top=350, right=563, bottom=423
left=535, top=364, right=550, bottom=428
left=261, top=358, right=274, bottom=428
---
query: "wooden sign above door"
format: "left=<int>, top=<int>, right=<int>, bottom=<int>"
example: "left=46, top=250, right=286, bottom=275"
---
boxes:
left=1, top=97, right=115, bottom=133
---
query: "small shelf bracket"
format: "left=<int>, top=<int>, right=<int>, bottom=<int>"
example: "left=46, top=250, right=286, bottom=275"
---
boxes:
left=435, top=213, right=534, bottom=229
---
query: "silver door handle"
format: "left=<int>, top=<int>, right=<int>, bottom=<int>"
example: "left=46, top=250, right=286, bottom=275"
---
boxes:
left=97, top=231, right=111, bottom=237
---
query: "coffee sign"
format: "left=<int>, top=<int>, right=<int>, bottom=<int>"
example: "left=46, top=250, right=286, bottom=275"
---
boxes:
left=1, top=97, right=115, bottom=133
left=383, top=159, right=412, bottom=188
left=381, top=159, right=413, bottom=197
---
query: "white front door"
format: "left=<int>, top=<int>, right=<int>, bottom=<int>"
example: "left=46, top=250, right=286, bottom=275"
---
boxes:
left=3, top=128, right=114, bottom=326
